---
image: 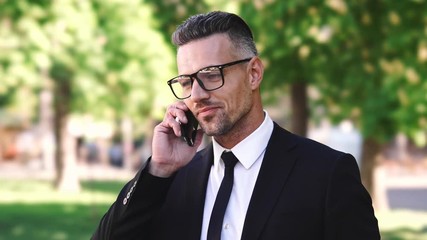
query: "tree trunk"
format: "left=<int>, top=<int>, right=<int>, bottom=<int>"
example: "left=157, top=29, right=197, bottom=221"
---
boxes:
left=54, top=117, right=80, bottom=193
left=360, top=137, right=381, bottom=196
left=52, top=63, right=80, bottom=192
left=290, top=82, right=309, bottom=137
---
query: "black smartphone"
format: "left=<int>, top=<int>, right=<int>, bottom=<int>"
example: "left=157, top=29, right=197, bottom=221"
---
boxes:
left=179, top=110, right=199, bottom=146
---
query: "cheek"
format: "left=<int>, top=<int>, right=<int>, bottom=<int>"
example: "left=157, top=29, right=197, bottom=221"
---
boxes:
left=221, top=73, right=252, bottom=108
left=227, top=83, right=252, bottom=111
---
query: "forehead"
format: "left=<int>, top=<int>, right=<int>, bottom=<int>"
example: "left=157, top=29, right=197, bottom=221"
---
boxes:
left=176, top=34, right=236, bottom=74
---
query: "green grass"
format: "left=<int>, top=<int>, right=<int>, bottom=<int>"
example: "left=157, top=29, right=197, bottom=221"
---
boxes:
left=377, top=210, right=427, bottom=240
left=0, top=179, right=126, bottom=240
left=1, top=179, right=427, bottom=240
left=0, top=203, right=106, bottom=240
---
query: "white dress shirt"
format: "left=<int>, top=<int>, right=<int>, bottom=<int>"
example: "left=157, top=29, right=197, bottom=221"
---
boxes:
left=200, top=111, right=274, bottom=240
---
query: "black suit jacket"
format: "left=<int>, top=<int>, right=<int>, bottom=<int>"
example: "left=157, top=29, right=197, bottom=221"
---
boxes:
left=93, top=123, right=380, bottom=239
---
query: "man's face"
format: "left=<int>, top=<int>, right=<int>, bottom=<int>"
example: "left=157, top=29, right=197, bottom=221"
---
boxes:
left=177, top=34, right=254, bottom=137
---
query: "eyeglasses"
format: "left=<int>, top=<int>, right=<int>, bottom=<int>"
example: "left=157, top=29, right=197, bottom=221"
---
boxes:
left=167, top=58, right=252, bottom=100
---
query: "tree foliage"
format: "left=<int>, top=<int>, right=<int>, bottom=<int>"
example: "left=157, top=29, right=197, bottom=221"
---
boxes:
left=240, top=0, right=427, bottom=146
left=0, top=0, right=176, bottom=191
left=0, top=0, right=175, bottom=123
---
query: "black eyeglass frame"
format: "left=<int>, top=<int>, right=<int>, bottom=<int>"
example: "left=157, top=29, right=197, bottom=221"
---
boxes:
left=167, top=57, right=253, bottom=100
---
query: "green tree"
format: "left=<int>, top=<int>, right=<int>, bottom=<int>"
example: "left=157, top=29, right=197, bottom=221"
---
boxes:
left=240, top=0, right=360, bottom=135
left=335, top=0, right=427, bottom=192
left=240, top=0, right=427, bottom=194
left=0, top=0, right=175, bottom=191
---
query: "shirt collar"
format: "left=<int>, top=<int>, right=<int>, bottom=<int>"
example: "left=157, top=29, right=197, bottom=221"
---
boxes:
left=212, top=111, right=274, bottom=169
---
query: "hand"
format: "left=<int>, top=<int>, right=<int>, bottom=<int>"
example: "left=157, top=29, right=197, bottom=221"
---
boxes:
left=150, top=102, right=204, bottom=177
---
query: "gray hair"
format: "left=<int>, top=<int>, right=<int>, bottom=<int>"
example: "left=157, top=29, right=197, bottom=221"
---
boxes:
left=172, top=11, right=258, bottom=57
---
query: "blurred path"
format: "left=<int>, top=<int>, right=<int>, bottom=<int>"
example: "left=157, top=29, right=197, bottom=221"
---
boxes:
left=1, top=160, right=427, bottom=212
left=374, top=163, right=427, bottom=212
left=0, top=162, right=135, bottom=181
left=388, top=188, right=427, bottom=211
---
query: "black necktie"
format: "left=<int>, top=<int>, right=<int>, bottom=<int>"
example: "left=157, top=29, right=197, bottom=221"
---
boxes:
left=207, top=151, right=239, bottom=240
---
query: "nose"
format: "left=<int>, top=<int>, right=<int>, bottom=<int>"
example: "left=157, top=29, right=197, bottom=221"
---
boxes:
left=190, top=78, right=209, bottom=101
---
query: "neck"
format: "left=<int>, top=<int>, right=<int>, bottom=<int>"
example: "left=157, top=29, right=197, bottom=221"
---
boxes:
left=215, top=104, right=264, bottom=149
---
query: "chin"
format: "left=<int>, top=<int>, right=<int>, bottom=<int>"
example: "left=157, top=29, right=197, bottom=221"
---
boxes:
left=199, top=122, right=219, bottom=136
left=203, top=122, right=232, bottom=137
left=199, top=124, right=215, bottom=137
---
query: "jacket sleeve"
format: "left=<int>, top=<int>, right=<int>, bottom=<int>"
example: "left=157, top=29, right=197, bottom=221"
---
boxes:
left=91, top=162, right=174, bottom=240
left=324, top=153, right=381, bottom=240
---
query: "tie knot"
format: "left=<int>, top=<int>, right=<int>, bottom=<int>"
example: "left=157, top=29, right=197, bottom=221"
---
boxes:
left=221, top=151, right=238, bottom=169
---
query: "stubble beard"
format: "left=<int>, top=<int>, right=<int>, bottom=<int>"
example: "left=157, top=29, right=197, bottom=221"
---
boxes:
left=199, top=100, right=252, bottom=138
left=199, top=110, right=233, bottom=137
left=198, top=86, right=254, bottom=138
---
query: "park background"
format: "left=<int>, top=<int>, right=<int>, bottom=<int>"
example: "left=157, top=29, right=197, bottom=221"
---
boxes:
left=0, top=0, right=426, bottom=239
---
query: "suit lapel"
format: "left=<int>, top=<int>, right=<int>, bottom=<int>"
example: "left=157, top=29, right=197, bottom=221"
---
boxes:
left=186, top=144, right=214, bottom=240
left=241, top=124, right=299, bottom=240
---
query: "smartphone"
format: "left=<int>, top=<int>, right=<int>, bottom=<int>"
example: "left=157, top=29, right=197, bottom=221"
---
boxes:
left=179, top=110, right=199, bottom=146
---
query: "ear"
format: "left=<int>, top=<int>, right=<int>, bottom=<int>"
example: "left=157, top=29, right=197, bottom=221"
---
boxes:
left=248, top=57, right=264, bottom=90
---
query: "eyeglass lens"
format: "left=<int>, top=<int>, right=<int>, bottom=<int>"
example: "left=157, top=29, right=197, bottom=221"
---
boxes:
left=170, top=67, right=223, bottom=99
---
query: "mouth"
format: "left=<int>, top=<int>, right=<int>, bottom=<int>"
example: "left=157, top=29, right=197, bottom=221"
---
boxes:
left=196, top=106, right=220, bottom=119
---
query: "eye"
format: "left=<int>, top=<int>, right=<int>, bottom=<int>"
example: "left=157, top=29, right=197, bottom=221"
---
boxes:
left=181, top=80, right=192, bottom=89
left=175, top=76, right=192, bottom=89
left=198, top=67, right=222, bottom=82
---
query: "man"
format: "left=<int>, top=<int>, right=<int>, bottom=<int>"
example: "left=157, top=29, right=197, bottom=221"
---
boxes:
left=92, top=11, right=380, bottom=240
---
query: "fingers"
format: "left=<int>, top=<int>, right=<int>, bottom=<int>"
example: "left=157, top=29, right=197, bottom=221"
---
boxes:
left=167, top=102, right=189, bottom=124
left=161, top=102, right=190, bottom=137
